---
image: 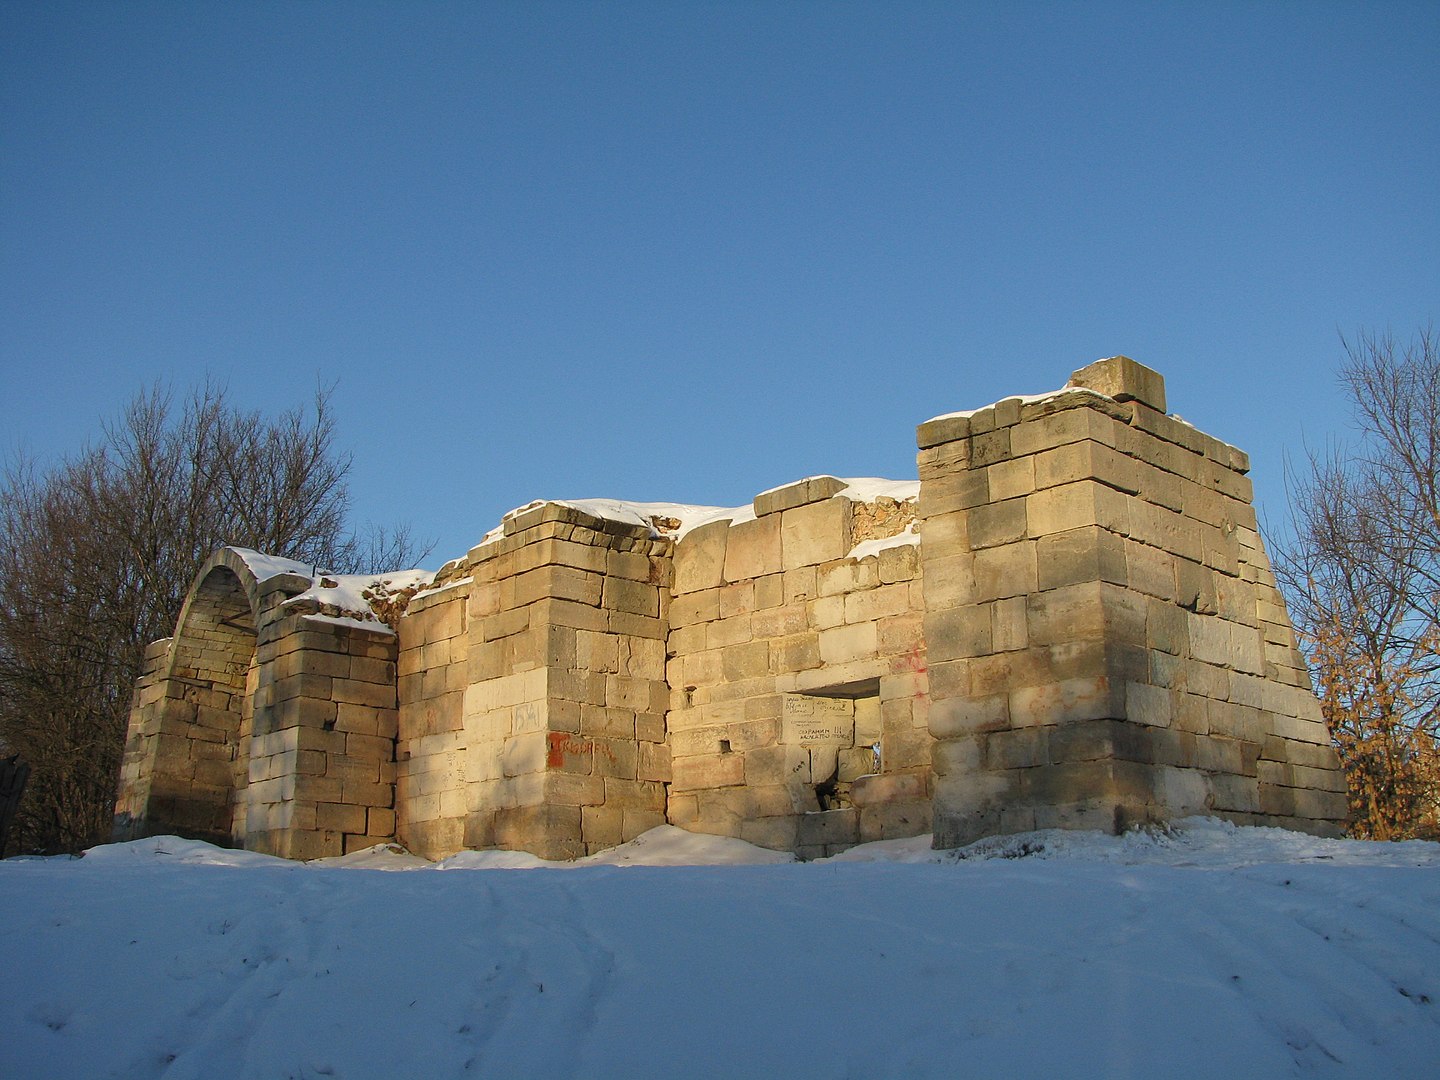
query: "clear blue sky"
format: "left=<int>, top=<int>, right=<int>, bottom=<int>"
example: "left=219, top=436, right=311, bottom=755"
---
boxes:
left=3, top=1, right=1436, bottom=567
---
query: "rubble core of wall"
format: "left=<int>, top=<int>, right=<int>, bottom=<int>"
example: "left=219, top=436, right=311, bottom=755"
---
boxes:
left=917, top=357, right=1346, bottom=848
left=667, top=476, right=932, bottom=859
left=278, top=567, right=436, bottom=632
left=398, top=502, right=672, bottom=860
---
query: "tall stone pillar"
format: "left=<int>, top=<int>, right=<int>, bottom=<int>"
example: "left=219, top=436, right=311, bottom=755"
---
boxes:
left=917, top=357, right=1347, bottom=847
left=460, top=503, right=671, bottom=859
left=249, top=608, right=400, bottom=860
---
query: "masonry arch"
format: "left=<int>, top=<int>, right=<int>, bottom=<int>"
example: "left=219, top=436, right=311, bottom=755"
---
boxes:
left=156, top=548, right=268, bottom=846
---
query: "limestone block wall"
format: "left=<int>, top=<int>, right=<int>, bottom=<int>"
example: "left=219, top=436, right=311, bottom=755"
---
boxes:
left=398, top=503, right=672, bottom=860
left=917, top=357, right=1346, bottom=847
left=394, top=577, right=471, bottom=858
left=115, top=557, right=280, bottom=850
left=114, top=636, right=184, bottom=838
left=114, top=548, right=401, bottom=859
left=666, top=477, right=932, bottom=858
left=250, top=615, right=399, bottom=858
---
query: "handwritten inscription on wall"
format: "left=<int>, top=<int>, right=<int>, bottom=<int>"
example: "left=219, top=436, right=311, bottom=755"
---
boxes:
left=782, top=694, right=855, bottom=746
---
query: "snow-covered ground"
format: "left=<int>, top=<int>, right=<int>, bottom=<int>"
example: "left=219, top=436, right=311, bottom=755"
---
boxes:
left=3, top=819, right=1438, bottom=1079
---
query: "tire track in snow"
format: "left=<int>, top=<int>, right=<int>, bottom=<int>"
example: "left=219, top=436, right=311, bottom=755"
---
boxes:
left=547, top=874, right=619, bottom=1066
left=452, top=879, right=531, bottom=1076
left=139, top=873, right=319, bottom=1080
left=449, top=873, right=617, bottom=1077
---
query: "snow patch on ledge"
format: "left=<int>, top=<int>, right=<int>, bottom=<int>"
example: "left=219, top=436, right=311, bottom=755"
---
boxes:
left=284, top=569, right=434, bottom=616
left=577, top=499, right=752, bottom=539
left=231, top=548, right=318, bottom=582
left=493, top=498, right=750, bottom=542
left=412, top=575, right=474, bottom=603
left=488, top=478, right=920, bottom=548
left=848, top=522, right=920, bottom=562
left=750, top=475, right=918, bottom=504
left=218, top=553, right=437, bottom=630
left=230, top=548, right=434, bottom=623
left=302, top=613, right=397, bottom=636
left=831, top=477, right=919, bottom=503
left=923, top=385, right=1110, bottom=426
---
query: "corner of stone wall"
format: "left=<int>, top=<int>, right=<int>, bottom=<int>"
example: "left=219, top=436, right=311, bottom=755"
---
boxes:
left=394, top=572, right=471, bottom=858
left=917, top=357, right=1347, bottom=849
left=249, top=602, right=399, bottom=860
left=419, top=503, right=671, bottom=860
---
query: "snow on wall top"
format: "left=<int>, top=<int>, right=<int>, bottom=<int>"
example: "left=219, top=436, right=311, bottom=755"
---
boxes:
left=824, top=477, right=920, bottom=504
left=508, top=498, right=752, bottom=540
left=284, top=570, right=435, bottom=618
left=491, top=477, right=920, bottom=546
left=231, top=548, right=321, bottom=582
left=848, top=522, right=920, bottom=562
left=922, top=385, right=1110, bottom=426
left=229, top=548, right=433, bottom=634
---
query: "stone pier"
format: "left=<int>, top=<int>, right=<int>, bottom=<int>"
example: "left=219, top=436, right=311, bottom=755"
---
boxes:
left=916, top=357, right=1344, bottom=846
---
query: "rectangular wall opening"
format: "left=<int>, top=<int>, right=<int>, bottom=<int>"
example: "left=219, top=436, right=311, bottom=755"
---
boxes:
left=784, top=682, right=882, bottom=811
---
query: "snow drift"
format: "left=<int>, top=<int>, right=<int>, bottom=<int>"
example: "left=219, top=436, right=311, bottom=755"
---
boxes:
left=2, top=819, right=1437, bottom=1079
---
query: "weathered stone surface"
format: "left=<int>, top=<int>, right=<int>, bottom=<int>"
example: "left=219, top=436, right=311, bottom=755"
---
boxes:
left=722, top=514, right=784, bottom=582
left=671, top=752, right=745, bottom=791
left=119, top=357, right=1342, bottom=865
left=754, top=475, right=848, bottom=517
left=780, top=498, right=853, bottom=568
left=674, top=519, right=730, bottom=594
left=1066, top=355, right=1167, bottom=413
left=916, top=414, right=972, bottom=451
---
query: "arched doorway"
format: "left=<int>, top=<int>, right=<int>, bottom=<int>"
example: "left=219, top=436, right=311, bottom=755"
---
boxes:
left=117, top=545, right=403, bottom=858
left=164, top=563, right=259, bottom=845
left=115, top=550, right=271, bottom=848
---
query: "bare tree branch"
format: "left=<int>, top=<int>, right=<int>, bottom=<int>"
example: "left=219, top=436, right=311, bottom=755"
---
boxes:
left=1274, top=326, right=1440, bottom=840
left=0, top=383, right=434, bottom=853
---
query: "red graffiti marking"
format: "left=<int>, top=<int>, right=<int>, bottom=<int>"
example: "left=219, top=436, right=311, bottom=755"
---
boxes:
left=546, top=732, right=616, bottom=768
left=546, top=732, right=576, bottom=768
left=905, top=643, right=928, bottom=701
left=886, top=642, right=928, bottom=699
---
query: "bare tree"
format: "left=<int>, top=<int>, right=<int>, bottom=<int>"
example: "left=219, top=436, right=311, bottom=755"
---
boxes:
left=1275, top=327, right=1440, bottom=839
left=0, top=384, right=431, bottom=854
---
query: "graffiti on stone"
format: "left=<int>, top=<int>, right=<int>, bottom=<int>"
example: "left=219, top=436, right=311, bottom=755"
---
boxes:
left=781, top=695, right=855, bottom=747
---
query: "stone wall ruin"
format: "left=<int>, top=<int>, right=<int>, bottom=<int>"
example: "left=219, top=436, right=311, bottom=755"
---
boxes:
left=115, top=357, right=1348, bottom=859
